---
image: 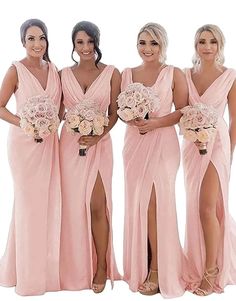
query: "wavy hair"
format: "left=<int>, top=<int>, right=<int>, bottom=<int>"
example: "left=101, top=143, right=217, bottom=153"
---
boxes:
left=20, top=18, right=50, bottom=62
left=71, top=21, right=102, bottom=67
left=137, top=22, right=168, bottom=63
left=192, top=24, right=225, bottom=69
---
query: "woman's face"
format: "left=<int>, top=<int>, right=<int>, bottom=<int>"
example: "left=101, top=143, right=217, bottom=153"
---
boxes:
left=24, top=26, right=47, bottom=59
left=196, top=30, right=218, bottom=62
left=74, top=30, right=95, bottom=61
left=137, top=31, right=161, bottom=63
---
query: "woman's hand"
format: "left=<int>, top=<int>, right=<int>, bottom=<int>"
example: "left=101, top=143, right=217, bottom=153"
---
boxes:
left=194, top=140, right=208, bottom=148
left=135, top=118, right=159, bottom=134
left=78, top=135, right=101, bottom=149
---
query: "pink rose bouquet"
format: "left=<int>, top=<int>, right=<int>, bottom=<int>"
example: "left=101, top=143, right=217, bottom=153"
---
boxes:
left=117, top=83, right=160, bottom=122
left=180, top=103, right=218, bottom=155
left=19, top=95, right=60, bottom=143
left=65, top=99, right=109, bottom=156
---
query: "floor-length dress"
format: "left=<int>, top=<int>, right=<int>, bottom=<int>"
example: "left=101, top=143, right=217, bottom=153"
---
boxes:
left=183, top=68, right=236, bottom=292
left=59, top=65, right=120, bottom=290
left=122, top=66, right=186, bottom=298
left=0, top=61, right=62, bottom=295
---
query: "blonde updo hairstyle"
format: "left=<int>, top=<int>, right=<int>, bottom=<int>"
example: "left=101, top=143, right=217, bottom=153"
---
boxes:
left=137, top=22, right=168, bottom=64
left=192, top=24, right=225, bottom=69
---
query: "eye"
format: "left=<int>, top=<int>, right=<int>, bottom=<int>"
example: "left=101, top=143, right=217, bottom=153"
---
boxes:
left=88, top=40, right=94, bottom=44
left=138, top=41, right=146, bottom=45
left=151, top=41, right=159, bottom=46
left=76, top=40, right=83, bottom=44
left=40, top=36, right=46, bottom=41
left=27, top=37, right=34, bottom=41
left=199, top=40, right=205, bottom=44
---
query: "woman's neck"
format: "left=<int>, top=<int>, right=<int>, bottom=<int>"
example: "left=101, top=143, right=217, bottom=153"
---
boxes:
left=78, top=59, right=97, bottom=70
left=196, top=60, right=223, bottom=73
left=142, top=61, right=164, bottom=70
left=24, top=56, right=45, bottom=68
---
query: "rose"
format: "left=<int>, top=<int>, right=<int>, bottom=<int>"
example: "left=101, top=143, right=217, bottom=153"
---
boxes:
left=133, top=91, right=143, bottom=105
left=35, top=111, right=46, bottom=119
left=93, top=115, right=105, bottom=128
left=39, top=128, right=51, bottom=138
left=137, top=104, right=149, bottom=118
left=125, top=96, right=136, bottom=108
left=196, top=129, right=209, bottom=143
left=35, top=103, right=47, bottom=112
left=78, top=120, right=92, bottom=135
left=117, top=95, right=126, bottom=108
left=93, top=125, right=104, bottom=135
left=20, top=118, right=29, bottom=129
left=35, top=118, right=50, bottom=129
left=84, top=109, right=96, bottom=121
left=28, top=107, right=37, bottom=117
left=117, top=108, right=134, bottom=121
left=184, top=130, right=197, bottom=142
left=23, top=123, right=35, bottom=136
left=67, top=114, right=81, bottom=128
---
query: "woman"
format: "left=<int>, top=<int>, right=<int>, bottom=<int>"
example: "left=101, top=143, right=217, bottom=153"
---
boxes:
left=121, top=22, right=188, bottom=297
left=183, top=24, right=236, bottom=296
left=59, top=21, right=121, bottom=294
left=0, top=19, right=62, bottom=295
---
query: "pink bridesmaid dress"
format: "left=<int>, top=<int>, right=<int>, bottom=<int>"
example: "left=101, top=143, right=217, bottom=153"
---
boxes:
left=0, top=61, right=62, bottom=295
left=183, top=68, right=236, bottom=292
left=59, top=65, right=120, bottom=290
left=122, top=66, right=186, bottom=298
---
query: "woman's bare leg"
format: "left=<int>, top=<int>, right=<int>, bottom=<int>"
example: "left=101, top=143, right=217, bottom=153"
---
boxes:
left=90, top=172, right=109, bottom=287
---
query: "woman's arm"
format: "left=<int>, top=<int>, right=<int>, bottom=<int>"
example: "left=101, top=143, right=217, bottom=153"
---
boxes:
left=58, top=70, right=65, bottom=121
left=136, top=67, right=189, bottom=134
left=228, top=80, right=236, bottom=163
left=0, top=65, right=20, bottom=126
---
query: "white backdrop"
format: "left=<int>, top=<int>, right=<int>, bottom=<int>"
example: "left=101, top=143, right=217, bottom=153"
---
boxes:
left=0, top=0, right=236, bottom=300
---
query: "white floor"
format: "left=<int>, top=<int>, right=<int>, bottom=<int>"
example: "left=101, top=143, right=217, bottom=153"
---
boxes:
left=0, top=280, right=235, bottom=300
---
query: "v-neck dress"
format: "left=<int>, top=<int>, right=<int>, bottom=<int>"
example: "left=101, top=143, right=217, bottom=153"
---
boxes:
left=183, top=68, right=236, bottom=292
left=0, top=61, right=62, bottom=295
left=121, top=66, right=187, bottom=298
left=59, top=65, right=121, bottom=290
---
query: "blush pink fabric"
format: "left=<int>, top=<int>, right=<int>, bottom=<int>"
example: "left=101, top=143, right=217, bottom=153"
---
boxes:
left=0, top=61, right=62, bottom=295
left=59, top=65, right=121, bottom=290
left=183, top=68, right=236, bottom=292
left=122, top=66, right=187, bottom=298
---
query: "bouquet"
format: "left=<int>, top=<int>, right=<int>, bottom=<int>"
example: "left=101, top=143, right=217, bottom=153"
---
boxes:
left=19, top=95, right=60, bottom=143
left=65, top=99, right=109, bottom=156
left=180, top=103, right=218, bottom=155
left=116, top=83, right=160, bottom=122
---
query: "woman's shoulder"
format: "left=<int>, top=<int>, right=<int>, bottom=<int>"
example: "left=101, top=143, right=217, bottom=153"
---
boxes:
left=122, top=65, right=143, bottom=77
left=59, top=65, right=73, bottom=74
left=224, top=66, right=236, bottom=73
left=98, top=62, right=107, bottom=69
left=130, top=65, right=142, bottom=72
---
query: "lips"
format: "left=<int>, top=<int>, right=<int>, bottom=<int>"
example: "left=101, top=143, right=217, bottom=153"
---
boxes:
left=33, top=49, right=43, bottom=52
left=143, top=53, right=153, bottom=56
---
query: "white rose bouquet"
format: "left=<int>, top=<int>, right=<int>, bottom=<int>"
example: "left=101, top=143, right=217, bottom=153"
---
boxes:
left=180, top=103, right=218, bottom=155
left=65, top=99, right=109, bottom=156
left=19, top=95, right=60, bottom=143
left=116, top=83, right=160, bottom=122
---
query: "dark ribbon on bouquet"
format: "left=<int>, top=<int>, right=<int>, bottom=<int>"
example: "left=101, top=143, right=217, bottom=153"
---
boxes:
left=140, top=113, right=149, bottom=135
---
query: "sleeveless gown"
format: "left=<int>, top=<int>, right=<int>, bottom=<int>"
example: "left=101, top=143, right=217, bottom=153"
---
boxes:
left=0, top=61, right=62, bottom=295
left=59, top=65, right=121, bottom=290
left=122, top=66, right=187, bottom=298
left=183, top=68, right=236, bottom=292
